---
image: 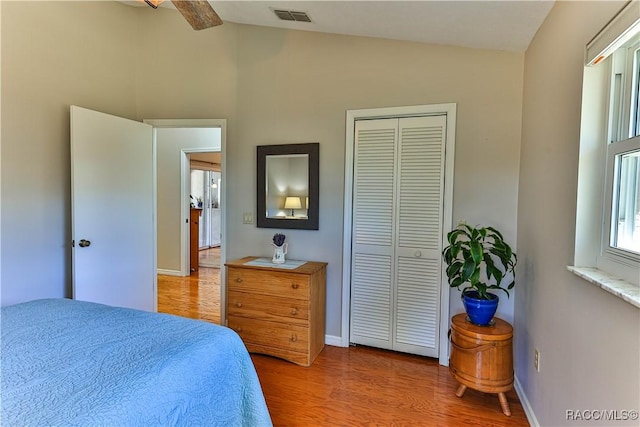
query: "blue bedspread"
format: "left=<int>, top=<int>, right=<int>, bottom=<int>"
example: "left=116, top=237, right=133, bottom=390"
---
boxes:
left=1, top=298, right=272, bottom=426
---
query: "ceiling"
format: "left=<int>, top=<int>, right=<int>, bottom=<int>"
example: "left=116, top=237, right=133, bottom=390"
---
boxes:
left=125, top=0, right=555, bottom=52
left=190, top=152, right=221, bottom=165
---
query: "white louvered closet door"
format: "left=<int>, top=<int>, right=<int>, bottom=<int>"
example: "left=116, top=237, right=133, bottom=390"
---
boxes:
left=350, top=115, right=447, bottom=358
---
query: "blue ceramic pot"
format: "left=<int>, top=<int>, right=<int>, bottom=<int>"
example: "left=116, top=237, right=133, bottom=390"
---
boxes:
left=462, top=290, right=499, bottom=326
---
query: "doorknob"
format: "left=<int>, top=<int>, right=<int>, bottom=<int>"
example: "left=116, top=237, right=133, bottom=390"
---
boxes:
left=78, top=239, right=91, bottom=248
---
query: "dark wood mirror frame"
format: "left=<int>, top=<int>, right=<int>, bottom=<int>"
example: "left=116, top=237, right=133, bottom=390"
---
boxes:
left=257, top=143, right=319, bottom=230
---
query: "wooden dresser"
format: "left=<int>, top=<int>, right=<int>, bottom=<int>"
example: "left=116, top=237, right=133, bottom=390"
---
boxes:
left=226, top=256, right=327, bottom=367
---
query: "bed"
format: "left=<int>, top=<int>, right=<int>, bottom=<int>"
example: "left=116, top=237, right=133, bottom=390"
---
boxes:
left=1, top=298, right=272, bottom=426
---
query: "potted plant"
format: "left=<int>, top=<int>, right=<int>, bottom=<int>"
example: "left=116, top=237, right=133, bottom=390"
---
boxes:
left=442, top=224, right=517, bottom=326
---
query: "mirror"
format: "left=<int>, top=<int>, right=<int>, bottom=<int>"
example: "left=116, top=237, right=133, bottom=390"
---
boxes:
left=257, top=143, right=319, bottom=230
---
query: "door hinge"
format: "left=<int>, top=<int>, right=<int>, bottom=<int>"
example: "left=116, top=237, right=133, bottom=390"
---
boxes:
left=72, top=240, right=75, bottom=247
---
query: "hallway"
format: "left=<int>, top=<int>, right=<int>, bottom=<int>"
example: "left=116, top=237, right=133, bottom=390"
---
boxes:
left=157, top=248, right=221, bottom=324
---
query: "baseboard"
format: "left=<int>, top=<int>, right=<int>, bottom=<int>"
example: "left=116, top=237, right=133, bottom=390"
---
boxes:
left=157, top=269, right=184, bottom=277
left=325, top=334, right=346, bottom=347
left=514, top=375, right=540, bottom=427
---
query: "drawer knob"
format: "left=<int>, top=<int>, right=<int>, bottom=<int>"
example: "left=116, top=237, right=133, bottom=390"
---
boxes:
left=236, top=302, right=243, bottom=308
left=236, top=327, right=243, bottom=333
left=290, top=334, right=297, bottom=342
left=291, top=283, right=299, bottom=289
left=235, top=277, right=243, bottom=283
left=290, top=308, right=298, bottom=315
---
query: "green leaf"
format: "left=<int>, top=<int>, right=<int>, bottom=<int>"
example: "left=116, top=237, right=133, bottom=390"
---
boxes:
left=477, top=227, right=487, bottom=238
left=469, top=240, right=483, bottom=265
left=450, top=244, right=461, bottom=260
left=448, top=229, right=468, bottom=245
left=489, top=247, right=508, bottom=265
left=471, top=227, right=480, bottom=241
left=483, top=253, right=496, bottom=278
left=469, top=268, right=481, bottom=285
left=461, top=258, right=475, bottom=282
left=487, top=226, right=504, bottom=240
left=493, top=267, right=503, bottom=285
left=451, top=276, right=464, bottom=289
left=446, top=261, right=463, bottom=278
left=475, top=282, right=487, bottom=298
left=488, top=284, right=510, bottom=298
left=504, top=244, right=513, bottom=262
left=442, top=247, right=452, bottom=263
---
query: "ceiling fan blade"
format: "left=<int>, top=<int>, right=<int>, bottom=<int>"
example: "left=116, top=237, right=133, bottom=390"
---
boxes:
left=171, top=0, right=223, bottom=30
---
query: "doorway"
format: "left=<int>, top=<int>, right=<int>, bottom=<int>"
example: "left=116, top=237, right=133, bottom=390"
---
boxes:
left=189, top=156, right=222, bottom=268
left=145, top=119, right=227, bottom=325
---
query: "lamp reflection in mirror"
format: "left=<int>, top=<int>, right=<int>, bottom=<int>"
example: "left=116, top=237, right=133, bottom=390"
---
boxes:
left=284, top=196, right=302, bottom=216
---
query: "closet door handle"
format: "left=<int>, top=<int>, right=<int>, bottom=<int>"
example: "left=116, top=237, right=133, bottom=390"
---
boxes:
left=414, top=250, right=422, bottom=257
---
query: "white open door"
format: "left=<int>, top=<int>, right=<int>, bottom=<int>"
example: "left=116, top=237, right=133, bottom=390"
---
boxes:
left=70, top=106, right=155, bottom=311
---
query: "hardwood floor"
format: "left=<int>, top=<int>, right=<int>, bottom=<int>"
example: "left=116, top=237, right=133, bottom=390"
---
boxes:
left=198, top=246, right=221, bottom=268
left=157, top=266, right=221, bottom=324
left=157, top=252, right=530, bottom=426
left=252, top=346, right=529, bottom=426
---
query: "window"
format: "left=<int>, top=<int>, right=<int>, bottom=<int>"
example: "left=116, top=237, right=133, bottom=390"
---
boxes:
left=608, top=139, right=640, bottom=253
left=602, top=37, right=640, bottom=271
left=575, top=1, right=640, bottom=294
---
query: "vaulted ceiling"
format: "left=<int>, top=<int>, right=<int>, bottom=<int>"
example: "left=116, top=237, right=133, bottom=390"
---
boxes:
left=123, top=0, right=555, bottom=52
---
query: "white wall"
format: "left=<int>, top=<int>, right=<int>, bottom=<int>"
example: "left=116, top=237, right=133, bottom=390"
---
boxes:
left=1, top=2, right=524, bottom=342
left=517, top=1, right=640, bottom=425
left=231, top=24, right=523, bottom=337
left=1, top=1, right=139, bottom=306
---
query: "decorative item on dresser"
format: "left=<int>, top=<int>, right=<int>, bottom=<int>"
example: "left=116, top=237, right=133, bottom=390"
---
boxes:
left=226, top=256, right=327, bottom=367
left=271, top=233, right=288, bottom=264
left=448, top=313, right=514, bottom=416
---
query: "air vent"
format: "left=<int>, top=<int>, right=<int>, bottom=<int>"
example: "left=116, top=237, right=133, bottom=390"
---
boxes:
left=272, top=9, right=312, bottom=23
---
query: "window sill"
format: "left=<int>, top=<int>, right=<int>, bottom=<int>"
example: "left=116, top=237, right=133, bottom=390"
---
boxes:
left=567, top=266, right=640, bottom=309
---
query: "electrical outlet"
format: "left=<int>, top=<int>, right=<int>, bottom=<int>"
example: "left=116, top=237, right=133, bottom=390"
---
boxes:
left=534, top=348, right=540, bottom=372
left=242, top=212, right=254, bottom=224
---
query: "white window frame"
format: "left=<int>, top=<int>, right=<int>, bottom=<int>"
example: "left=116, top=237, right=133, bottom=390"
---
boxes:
left=573, top=1, right=640, bottom=306
left=600, top=138, right=640, bottom=282
left=598, top=41, right=640, bottom=284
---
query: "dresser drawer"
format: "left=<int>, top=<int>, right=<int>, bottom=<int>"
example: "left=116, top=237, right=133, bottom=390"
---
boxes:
left=225, top=258, right=327, bottom=367
left=228, top=291, right=309, bottom=324
left=227, top=267, right=310, bottom=299
left=228, top=315, right=308, bottom=354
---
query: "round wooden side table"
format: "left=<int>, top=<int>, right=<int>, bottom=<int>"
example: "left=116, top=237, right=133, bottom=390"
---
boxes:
left=449, top=313, right=514, bottom=416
